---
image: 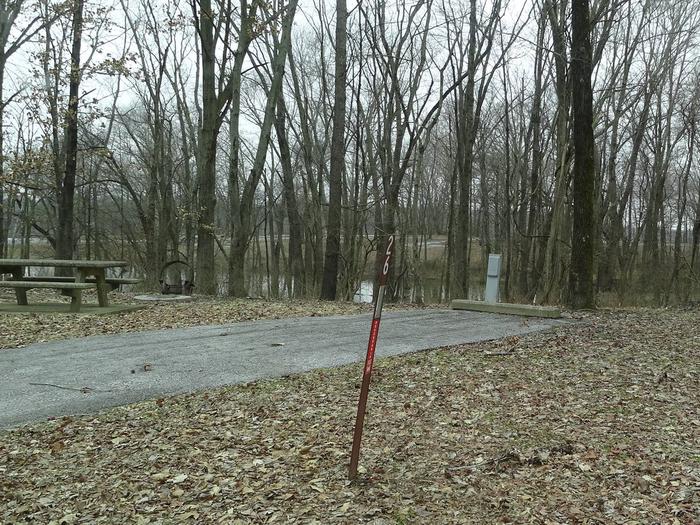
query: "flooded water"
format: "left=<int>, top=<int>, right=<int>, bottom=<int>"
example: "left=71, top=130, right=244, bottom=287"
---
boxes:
left=215, top=277, right=376, bottom=303
left=353, top=281, right=374, bottom=303
left=212, top=275, right=447, bottom=303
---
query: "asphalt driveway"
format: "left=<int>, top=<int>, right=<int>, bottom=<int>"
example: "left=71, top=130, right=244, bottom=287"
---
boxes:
left=0, top=309, right=564, bottom=428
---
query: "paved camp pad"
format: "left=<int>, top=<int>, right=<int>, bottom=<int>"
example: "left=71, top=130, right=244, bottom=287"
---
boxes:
left=0, top=309, right=565, bottom=428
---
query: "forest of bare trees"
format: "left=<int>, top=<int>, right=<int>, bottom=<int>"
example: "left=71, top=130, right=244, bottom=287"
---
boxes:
left=1, top=0, right=700, bottom=307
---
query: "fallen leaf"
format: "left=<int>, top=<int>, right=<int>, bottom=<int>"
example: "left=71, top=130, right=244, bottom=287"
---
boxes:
left=170, top=474, right=187, bottom=484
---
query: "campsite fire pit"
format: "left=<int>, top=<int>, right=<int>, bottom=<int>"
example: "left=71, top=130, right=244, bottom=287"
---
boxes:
left=159, top=260, right=194, bottom=295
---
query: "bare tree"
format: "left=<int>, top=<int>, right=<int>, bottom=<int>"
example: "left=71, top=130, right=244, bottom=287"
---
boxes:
left=0, top=0, right=49, bottom=256
left=227, top=0, right=298, bottom=297
left=193, top=0, right=260, bottom=294
left=319, top=0, right=347, bottom=300
left=569, top=0, right=595, bottom=308
left=54, top=0, right=84, bottom=264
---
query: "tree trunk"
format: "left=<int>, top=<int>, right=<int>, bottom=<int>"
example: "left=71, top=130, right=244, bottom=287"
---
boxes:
left=55, top=0, right=84, bottom=267
left=0, top=54, right=5, bottom=258
left=195, top=0, right=218, bottom=295
left=540, top=0, right=570, bottom=303
left=320, top=0, right=347, bottom=300
left=523, top=15, right=546, bottom=297
left=454, top=0, right=477, bottom=300
left=568, top=0, right=596, bottom=309
left=275, top=95, right=305, bottom=297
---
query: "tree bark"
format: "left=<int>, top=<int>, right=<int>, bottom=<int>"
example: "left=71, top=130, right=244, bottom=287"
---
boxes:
left=320, top=0, right=347, bottom=300
left=275, top=95, right=305, bottom=297
left=55, top=0, right=84, bottom=265
left=194, top=0, right=218, bottom=294
left=569, top=0, right=596, bottom=309
left=454, top=0, right=477, bottom=299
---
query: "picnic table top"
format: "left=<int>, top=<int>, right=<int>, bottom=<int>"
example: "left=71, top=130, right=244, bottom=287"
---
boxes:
left=0, top=259, right=128, bottom=269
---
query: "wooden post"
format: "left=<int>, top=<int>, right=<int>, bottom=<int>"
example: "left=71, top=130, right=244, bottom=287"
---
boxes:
left=93, top=268, right=109, bottom=307
left=349, top=234, right=394, bottom=480
left=69, top=289, right=82, bottom=312
left=10, top=265, right=28, bottom=305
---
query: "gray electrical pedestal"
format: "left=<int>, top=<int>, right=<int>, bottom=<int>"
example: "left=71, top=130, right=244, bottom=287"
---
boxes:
left=484, top=254, right=502, bottom=304
left=451, top=252, right=561, bottom=318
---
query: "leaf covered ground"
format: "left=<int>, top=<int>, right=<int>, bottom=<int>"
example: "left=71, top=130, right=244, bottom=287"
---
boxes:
left=1, top=308, right=699, bottom=523
left=0, top=290, right=373, bottom=349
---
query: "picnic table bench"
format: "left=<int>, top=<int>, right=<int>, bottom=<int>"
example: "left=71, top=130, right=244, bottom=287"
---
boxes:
left=0, top=259, right=137, bottom=312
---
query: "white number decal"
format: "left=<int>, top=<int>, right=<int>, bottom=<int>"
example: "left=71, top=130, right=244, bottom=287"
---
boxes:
left=382, top=235, right=394, bottom=275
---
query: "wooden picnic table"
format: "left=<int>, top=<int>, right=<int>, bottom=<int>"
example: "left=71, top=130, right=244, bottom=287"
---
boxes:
left=0, top=259, right=130, bottom=311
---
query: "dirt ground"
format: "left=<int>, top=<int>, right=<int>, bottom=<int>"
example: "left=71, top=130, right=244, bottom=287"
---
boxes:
left=1, top=307, right=698, bottom=523
left=0, top=290, right=375, bottom=349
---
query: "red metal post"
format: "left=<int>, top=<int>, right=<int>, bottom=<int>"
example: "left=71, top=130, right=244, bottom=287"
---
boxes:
left=349, top=234, right=395, bottom=480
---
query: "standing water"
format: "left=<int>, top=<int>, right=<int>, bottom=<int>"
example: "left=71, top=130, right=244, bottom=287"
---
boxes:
left=353, top=281, right=374, bottom=303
